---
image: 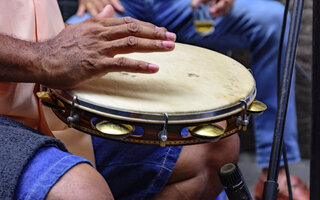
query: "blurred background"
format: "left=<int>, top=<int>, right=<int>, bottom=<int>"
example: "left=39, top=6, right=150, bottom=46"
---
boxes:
left=234, top=0, right=312, bottom=193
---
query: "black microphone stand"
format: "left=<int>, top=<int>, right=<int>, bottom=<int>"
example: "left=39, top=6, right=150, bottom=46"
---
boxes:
left=311, top=0, right=320, bottom=198
left=262, top=0, right=304, bottom=199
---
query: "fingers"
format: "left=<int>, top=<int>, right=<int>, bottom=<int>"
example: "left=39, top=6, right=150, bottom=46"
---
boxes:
left=101, top=0, right=125, bottom=13
left=77, top=4, right=86, bottom=17
left=101, top=37, right=175, bottom=56
left=102, top=57, right=159, bottom=73
left=110, top=0, right=125, bottom=13
left=97, top=5, right=116, bottom=18
left=93, top=16, right=175, bottom=40
left=78, top=0, right=105, bottom=17
left=86, top=2, right=99, bottom=16
left=93, top=0, right=105, bottom=12
left=209, top=0, right=234, bottom=18
left=95, top=16, right=158, bottom=29
left=97, top=23, right=175, bottom=41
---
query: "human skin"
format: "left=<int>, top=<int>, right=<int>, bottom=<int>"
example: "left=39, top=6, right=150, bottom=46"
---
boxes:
left=46, top=163, right=115, bottom=200
left=77, top=0, right=125, bottom=17
left=0, top=6, right=176, bottom=89
left=191, top=0, right=235, bottom=19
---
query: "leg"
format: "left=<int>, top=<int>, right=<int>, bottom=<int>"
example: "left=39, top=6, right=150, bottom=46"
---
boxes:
left=155, top=134, right=240, bottom=200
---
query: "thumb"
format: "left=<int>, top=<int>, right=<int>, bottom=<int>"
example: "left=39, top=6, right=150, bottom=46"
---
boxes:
left=97, top=5, right=116, bottom=18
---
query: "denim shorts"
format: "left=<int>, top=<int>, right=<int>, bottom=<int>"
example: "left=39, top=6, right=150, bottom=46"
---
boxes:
left=92, top=136, right=182, bottom=199
left=16, top=147, right=91, bottom=200
left=17, top=138, right=182, bottom=200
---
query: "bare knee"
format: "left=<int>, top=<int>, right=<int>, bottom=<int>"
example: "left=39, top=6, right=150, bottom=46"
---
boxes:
left=204, top=134, right=240, bottom=198
left=46, top=163, right=114, bottom=200
left=157, top=134, right=240, bottom=199
left=207, top=134, right=240, bottom=167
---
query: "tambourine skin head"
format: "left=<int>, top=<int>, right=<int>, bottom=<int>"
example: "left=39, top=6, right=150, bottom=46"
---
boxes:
left=247, top=100, right=267, bottom=114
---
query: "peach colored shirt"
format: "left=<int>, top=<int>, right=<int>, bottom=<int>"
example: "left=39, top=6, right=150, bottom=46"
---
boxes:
left=0, top=0, right=64, bottom=134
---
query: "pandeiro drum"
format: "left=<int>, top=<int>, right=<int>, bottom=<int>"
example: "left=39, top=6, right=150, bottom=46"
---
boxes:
left=38, top=43, right=266, bottom=146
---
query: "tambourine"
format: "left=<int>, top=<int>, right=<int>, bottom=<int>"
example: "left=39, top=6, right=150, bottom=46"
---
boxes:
left=38, top=43, right=266, bottom=146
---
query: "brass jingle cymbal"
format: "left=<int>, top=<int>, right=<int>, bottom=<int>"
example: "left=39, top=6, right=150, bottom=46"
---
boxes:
left=247, top=100, right=267, bottom=113
left=94, top=120, right=134, bottom=139
left=189, top=123, right=226, bottom=140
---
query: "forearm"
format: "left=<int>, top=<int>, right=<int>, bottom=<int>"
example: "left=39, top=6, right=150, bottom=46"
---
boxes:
left=0, top=34, right=44, bottom=83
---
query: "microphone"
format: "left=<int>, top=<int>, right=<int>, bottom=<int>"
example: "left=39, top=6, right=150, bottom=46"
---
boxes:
left=218, top=163, right=252, bottom=200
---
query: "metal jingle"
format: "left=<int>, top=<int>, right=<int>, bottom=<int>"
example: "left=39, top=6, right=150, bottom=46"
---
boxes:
left=94, top=120, right=134, bottom=139
left=247, top=100, right=267, bottom=113
left=189, top=123, right=226, bottom=140
left=36, top=91, right=65, bottom=110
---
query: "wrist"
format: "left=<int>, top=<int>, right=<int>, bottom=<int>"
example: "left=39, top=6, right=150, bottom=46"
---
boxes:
left=32, top=41, right=51, bottom=84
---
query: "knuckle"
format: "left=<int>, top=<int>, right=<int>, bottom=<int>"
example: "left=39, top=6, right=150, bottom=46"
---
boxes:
left=97, top=30, right=111, bottom=40
left=90, top=17, right=99, bottom=23
left=115, top=57, right=127, bottom=67
left=145, top=21, right=156, bottom=28
left=153, top=40, right=163, bottom=49
left=157, top=26, right=167, bottom=32
left=126, top=36, right=137, bottom=47
left=154, top=28, right=165, bottom=39
left=123, top=16, right=133, bottom=24
left=127, top=22, right=139, bottom=33
left=137, top=62, right=148, bottom=71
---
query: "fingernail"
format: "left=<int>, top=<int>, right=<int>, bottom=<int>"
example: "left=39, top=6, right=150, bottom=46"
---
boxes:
left=162, top=41, right=175, bottom=49
left=148, top=64, right=159, bottom=73
left=166, top=32, right=176, bottom=41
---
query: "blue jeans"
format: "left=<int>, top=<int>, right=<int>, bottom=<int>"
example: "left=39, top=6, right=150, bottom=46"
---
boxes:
left=67, top=0, right=300, bottom=167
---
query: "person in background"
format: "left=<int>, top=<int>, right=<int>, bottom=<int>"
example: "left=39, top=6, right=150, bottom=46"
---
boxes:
left=60, top=0, right=309, bottom=199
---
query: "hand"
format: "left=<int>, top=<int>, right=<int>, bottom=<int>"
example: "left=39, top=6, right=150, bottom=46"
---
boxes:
left=77, top=0, right=124, bottom=17
left=39, top=6, right=176, bottom=89
left=191, top=0, right=234, bottom=19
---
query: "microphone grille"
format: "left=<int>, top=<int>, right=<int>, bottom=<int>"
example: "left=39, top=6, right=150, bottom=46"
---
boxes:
left=218, top=163, right=242, bottom=187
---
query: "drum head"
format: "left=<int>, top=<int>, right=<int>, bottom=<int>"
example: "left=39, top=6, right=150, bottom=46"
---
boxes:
left=56, top=43, right=255, bottom=124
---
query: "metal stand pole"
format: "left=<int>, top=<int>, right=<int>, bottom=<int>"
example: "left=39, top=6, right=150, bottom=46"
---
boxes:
left=262, top=0, right=304, bottom=199
left=311, top=0, right=320, bottom=198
